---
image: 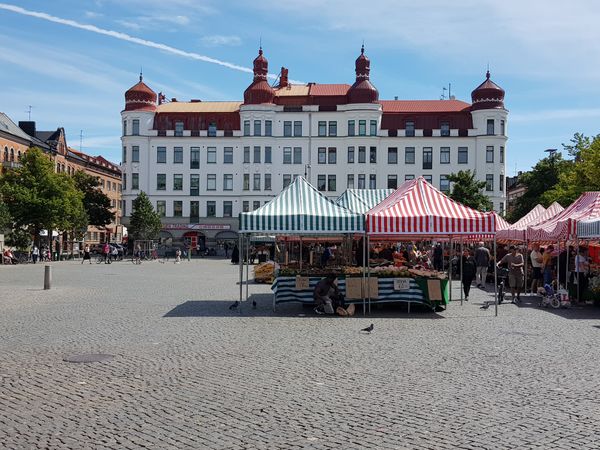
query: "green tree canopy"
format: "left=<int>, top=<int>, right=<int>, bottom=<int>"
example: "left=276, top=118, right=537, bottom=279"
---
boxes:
left=0, top=200, right=11, bottom=230
left=447, top=170, right=493, bottom=211
left=73, top=171, right=114, bottom=227
left=128, top=191, right=162, bottom=241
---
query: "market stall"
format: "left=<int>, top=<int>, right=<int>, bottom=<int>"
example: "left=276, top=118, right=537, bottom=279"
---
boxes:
left=335, top=189, right=394, bottom=214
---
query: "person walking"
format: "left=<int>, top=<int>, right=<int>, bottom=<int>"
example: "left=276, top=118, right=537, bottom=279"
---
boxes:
left=32, top=245, right=39, bottom=264
left=102, top=242, right=111, bottom=264
left=231, top=244, right=239, bottom=264
left=498, top=245, right=525, bottom=303
left=474, top=242, right=491, bottom=288
left=530, top=243, right=543, bottom=294
left=460, top=249, right=477, bottom=300
left=82, top=245, right=91, bottom=264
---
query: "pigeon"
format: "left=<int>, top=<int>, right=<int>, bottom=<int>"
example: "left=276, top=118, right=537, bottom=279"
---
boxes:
left=480, top=302, right=490, bottom=310
left=228, top=301, right=239, bottom=310
left=361, top=323, right=374, bottom=333
left=252, top=300, right=257, bottom=309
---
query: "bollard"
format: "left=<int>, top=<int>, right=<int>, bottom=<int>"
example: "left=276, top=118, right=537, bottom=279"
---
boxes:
left=44, top=265, right=52, bottom=290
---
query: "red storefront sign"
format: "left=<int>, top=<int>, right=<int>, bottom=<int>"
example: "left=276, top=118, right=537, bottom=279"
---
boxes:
left=162, top=224, right=232, bottom=231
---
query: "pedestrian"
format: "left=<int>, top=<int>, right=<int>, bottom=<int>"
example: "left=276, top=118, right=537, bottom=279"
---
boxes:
left=474, top=242, right=491, bottom=288
left=433, top=243, right=444, bottom=271
left=529, top=243, right=543, bottom=294
left=460, top=249, right=477, bottom=300
left=542, top=245, right=555, bottom=286
left=103, top=242, right=111, bottom=264
left=32, top=245, right=39, bottom=264
left=82, top=245, right=91, bottom=264
left=573, top=247, right=589, bottom=303
left=175, top=248, right=182, bottom=263
left=313, top=274, right=339, bottom=315
left=224, top=242, right=229, bottom=258
left=498, top=245, right=524, bottom=303
left=231, top=244, right=239, bottom=264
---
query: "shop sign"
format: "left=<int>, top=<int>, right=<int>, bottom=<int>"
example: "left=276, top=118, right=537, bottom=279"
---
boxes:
left=163, top=224, right=231, bottom=231
left=393, top=278, right=411, bottom=291
left=295, top=276, right=310, bottom=290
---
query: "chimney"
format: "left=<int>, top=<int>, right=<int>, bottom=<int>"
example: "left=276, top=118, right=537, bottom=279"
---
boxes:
left=19, top=121, right=36, bottom=137
left=394, top=96, right=398, bottom=100
left=279, top=67, right=289, bottom=88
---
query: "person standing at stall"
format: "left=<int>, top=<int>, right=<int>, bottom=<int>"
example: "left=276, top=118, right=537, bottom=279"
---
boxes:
left=530, top=243, right=543, bottom=294
left=474, top=242, right=491, bottom=288
left=574, top=247, right=589, bottom=302
left=542, top=245, right=555, bottom=286
left=498, top=245, right=524, bottom=303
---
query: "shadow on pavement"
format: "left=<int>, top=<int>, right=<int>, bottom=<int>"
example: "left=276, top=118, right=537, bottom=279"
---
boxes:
left=514, top=294, right=600, bottom=320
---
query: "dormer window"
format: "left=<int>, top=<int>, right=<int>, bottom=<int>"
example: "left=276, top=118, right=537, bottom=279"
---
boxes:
left=440, top=121, right=450, bottom=137
left=208, top=122, right=217, bottom=137
left=175, top=121, right=184, bottom=137
left=405, top=121, right=415, bottom=137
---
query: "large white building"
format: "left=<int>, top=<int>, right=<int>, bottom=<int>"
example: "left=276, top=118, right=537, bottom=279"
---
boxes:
left=120, top=47, right=507, bottom=249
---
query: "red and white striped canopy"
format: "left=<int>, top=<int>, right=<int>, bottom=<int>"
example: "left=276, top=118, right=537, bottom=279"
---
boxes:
left=366, top=177, right=496, bottom=236
left=528, top=193, right=600, bottom=241
left=497, top=204, right=547, bottom=241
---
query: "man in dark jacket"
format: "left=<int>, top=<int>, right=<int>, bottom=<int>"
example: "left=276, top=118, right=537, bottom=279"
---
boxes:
left=460, top=250, right=477, bottom=300
left=474, top=242, right=490, bottom=287
left=313, top=274, right=339, bottom=314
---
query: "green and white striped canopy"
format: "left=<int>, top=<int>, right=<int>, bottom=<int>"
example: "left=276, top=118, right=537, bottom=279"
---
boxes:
left=239, top=176, right=364, bottom=234
left=335, top=189, right=394, bottom=214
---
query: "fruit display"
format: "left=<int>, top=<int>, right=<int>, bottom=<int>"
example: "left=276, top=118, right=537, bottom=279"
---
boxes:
left=254, top=262, right=277, bottom=283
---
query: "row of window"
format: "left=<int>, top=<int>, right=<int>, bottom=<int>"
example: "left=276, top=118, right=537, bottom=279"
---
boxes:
left=2, top=146, right=22, bottom=162
left=152, top=199, right=273, bottom=218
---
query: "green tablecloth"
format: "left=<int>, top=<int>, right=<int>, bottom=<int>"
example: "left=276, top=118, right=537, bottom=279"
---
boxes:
left=414, top=278, right=450, bottom=305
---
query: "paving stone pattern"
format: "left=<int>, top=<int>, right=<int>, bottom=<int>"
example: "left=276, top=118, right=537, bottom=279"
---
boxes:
left=1, top=259, right=600, bottom=449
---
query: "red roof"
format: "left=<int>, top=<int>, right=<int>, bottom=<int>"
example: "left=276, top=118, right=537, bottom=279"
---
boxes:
left=380, top=100, right=471, bottom=113
left=308, top=84, right=351, bottom=96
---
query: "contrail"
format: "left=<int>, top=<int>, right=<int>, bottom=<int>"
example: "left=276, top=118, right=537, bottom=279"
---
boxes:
left=0, top=3, right=285, bottom=81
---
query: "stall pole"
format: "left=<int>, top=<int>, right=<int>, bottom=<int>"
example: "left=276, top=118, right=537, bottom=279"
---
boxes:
left=460, top=237, right=464, bottom=306
left=245, top=235, right=250, bottom=304
left=299, top=236, right=303, bottom=271
left=367, top=234, right=371, bottom=314
left=576, top=239, right=580, bottom=303
left=557, top=240, right=561, bottom=289
left=362, top=233, right=367, bottom=316
left=449, top=238, right=453, bottom=303
left=494, top=236, right=498, bottom=317
left=524, top=239, right=529, bottom=295
left=239, top=234, right=243, bottom=304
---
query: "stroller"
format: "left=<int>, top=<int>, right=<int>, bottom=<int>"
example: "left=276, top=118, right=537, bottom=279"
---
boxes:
left=538, top=284, right=571, bottom=309
left=496, top=267, right=509, bottom=304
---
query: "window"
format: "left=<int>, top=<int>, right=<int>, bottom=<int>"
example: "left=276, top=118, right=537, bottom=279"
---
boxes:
left=347, top=146, right=355, bottom=163
left=369, top=147, right=377, bottom=163
left=284, top=121, right=292, bottom=137
left=132, top=119, right=140, bottom=136
left=486, top=146, right=494, bottom=163
left=190, top=201, right=199, bottom=220
left=423, top=148, right=433, bottom=169
left=358, top=146, right=366, bottom=163
left=121, top=201, right=126, bottom=216
left=253, top=201, right=261, bottom=211
left=243, top=174, right=250, bottom=190
left=173, top=201, right=183, bottom=217
left=223, top=174, right=233, bottom=191
left=358, top=174, right=366, bottom=189
left=190, top=147, right=200, bottom=169
left=388, top=147, right=398, bottom=164
left=132, top=173, right=139, bottom=190
left=369, top=174, right=377, bottom=189
left=223, top=201, right=233, bottom=217
left=207, top=201, right=216, bottom=217
left=132, top=146, right=139, bottom=163
left=174, top=146, right=183, bottom=164
left=440, top=175, right=450, bottom=193
left=293, top=147, right=302, bottom=164
left=328, top=175, right=336, bottom=191
left=317, top=175, right=326, bottom=191
left=243, top=120, right=250, bottom=136
left=458, top=147, right=468, bottom=164
left=318, top=121, right=326, bottom=136
left=207, top=174, right=216, bottom=191
left=328, top=148, right=337, bottom=164
left=405, top=174, right=415, bottom=181
left=499, top=202, right=505, bottom=215
left=122, top=120, right=127, bottom=136
left=500, top=146, right=505, bottom=163
left=265, top=173, right=272, bottom=190
left=423, top=175, right=432, bottom=184
left=254, top=120, right=261, bottom=136
left=123, top=174, right=127, bottom=190
left=405, top=147, right=415, bottom=164
left=440, top=121, right=450, bottom=137
left=294, top=121, right=302, bottom=137
left=122, top=146, right=127, bottom=163
left=265, top=146, right=272, bottom=163
left=328, top=121, right=337, bottom=137
left=208, top=122, right=217, bottom=137
left=156, top=201, right=166, bottom=217
left=207, top=147, right=217, bottom=163
left=157, top=147, right=166, bottom=163
left=174, top=121, right=183, bottom=137
left=265, top=120, right=272, bottom=136
left=242, top=201, right=250, bottom=212
left=253, top=146, right=261, bottom=163
left=347, top=174, right=355, bottom=188
left=358, top=120, right=366, bottom=136
left=486, top=174, right=494, bottom=191
left=405, top=121, right=415, bottom=137
left=243, top=146, right=250, bottom=164
left=440, top=147, right=450, bottom=164
left=487, top=119, right=495, bottom=135
left=283, top=174, right=292, bottom=188
left=499, top=174, right=504, bottom=192
left=501, top=120, right=505, bottom=136
left=387, top=175, right=398, bottom=189
left=348, top=120, right=355, bottom=136
left=173, top=174, right=183, bottom=191
left=370, top=120, right=377, bottom=136
left=190, top=174, right=199, bottom=195
left=224, top=147, right=233, bottom=164
left=283, top=147, right=292, bottom=164
left=253, top=173, right=261, bottom=190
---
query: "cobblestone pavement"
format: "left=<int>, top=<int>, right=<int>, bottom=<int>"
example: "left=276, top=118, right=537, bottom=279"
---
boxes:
left=1, top=259, right=600, bottom=449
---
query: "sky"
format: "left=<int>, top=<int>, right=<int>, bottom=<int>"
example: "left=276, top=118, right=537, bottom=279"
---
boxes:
left=1, top=0, right=599, bottom=175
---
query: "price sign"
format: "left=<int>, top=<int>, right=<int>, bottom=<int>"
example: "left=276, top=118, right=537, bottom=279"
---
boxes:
left=393, top=278, right=411, bottom=291
left=295, top=276, right=310, bottom=290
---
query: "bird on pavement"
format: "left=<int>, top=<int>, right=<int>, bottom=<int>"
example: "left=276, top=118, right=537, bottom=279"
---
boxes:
left=229, top=301, right=239, bottom=310
left=361, top=323, right=374, bottom=333
left=252, top=300, right=257, bottom=309
left=480, top=302, right=490, bottom=310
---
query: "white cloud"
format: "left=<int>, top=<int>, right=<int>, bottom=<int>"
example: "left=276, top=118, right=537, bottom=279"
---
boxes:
left=115, top=19, right=141, bottom=30
left=84, top=11, right=102, bottom=18
left=201, top=34, right=242, bottom=47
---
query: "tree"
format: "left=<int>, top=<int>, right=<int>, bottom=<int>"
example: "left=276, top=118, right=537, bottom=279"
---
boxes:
left=0, top=200, right=11, bottom=230
left=128, top=191, right=162, bottom=241
left=0, top=147, right=86, bottom=245
left=73, top=171, right=114, bottom=226
left=447, top=170, right=492, bottom=211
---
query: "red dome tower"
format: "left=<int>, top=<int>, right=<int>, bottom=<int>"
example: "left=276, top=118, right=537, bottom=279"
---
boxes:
left=243, top=48, right=275, bottom=105
left=471, top=70, right=505, bottom=111
left=347, top=45, right=379, bottom=104
left=124, top=73, right=157, bottom=111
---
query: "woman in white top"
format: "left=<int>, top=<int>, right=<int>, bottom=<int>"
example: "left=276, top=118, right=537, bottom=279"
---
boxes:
left=574, top=248, right=589, bottom=301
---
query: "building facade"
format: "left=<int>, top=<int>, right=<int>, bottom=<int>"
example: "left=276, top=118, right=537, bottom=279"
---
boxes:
left=120, top=47, right=508, bottom=248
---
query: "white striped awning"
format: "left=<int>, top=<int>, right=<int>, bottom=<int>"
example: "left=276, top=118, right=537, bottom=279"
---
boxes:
left=335, top=189, right=394, bottom=214
left=497, top=204, right=547, bottom=241
left=239, top=176, right=364, bottom=234
left=577, top=219, right=600, bottom=239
